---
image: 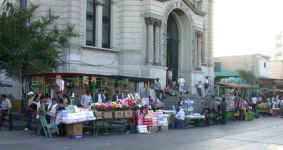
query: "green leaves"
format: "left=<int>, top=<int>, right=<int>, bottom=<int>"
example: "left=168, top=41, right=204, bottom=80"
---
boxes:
left=0, top=2, right=78, bottom=79
left=238, top=70, right=257, bottom=85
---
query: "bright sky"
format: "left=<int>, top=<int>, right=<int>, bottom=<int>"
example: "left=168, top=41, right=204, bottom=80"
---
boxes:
left=214, top=0, right=283, bottom=57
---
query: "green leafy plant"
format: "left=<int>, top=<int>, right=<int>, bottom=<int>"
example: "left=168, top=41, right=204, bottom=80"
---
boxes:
left=0, top=1, right=78, bottom=79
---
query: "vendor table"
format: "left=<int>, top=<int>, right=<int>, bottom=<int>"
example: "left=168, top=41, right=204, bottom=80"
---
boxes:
left=185, top=115, right=205, bottom=127
left=93, top=118, right=133, bottom=136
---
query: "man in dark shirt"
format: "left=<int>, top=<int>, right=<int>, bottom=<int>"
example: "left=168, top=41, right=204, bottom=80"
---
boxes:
left=220, top=97, right=227, bottom=124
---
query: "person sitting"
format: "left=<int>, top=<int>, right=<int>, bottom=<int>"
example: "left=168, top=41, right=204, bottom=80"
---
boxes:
left=202, top=104, right=211, bottom=126
left=63, top=95, right=71, bottom=106
left=0, top=94, right=13, bottom=131
left=173, top=107, right=185, bottom=129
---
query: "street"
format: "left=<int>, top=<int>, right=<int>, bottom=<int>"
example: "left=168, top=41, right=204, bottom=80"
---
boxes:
left=1, top=117, right=283, bottom=150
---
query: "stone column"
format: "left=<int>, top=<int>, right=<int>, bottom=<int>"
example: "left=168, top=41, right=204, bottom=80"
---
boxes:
left=145, top=17, right=155, bottom=65
left=154, top=19, right=162, bottom=65
left=95, top=0, right=104, bottom=48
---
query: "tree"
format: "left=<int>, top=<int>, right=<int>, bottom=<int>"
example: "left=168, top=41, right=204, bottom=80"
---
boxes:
left=0, top=1, right=78, bottom=80
left=238, top=70, right=257, bottom=85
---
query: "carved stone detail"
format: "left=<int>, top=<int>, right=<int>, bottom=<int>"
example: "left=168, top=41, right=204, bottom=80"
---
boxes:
left=95, top=0, right=104, bottom=6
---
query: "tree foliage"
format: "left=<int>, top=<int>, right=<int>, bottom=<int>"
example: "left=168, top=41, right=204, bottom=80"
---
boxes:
left=238, top=70, right=257, bottom=85
left=0, top=1, right=78, bottom=79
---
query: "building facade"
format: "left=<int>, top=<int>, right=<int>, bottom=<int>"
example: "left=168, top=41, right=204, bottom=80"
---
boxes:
left=270, top=31, right=283, bottom=79
left=5, top=0, right=214, bottom=97
left=215, top=54, right=270, bottom=78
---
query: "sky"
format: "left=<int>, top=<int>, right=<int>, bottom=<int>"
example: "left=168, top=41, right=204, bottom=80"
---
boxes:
left=214, top=0, right=283, bottom=57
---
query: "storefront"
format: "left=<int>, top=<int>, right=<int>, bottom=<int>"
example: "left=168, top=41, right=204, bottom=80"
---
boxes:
left=25, top=73, right=155, bottom=105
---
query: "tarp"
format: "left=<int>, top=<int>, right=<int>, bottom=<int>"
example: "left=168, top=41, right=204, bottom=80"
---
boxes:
left=217, top=82, right=256, bottom=88
left=0, top=82, right=13, bottom=87
left=215, top=72, right=240, bottom=77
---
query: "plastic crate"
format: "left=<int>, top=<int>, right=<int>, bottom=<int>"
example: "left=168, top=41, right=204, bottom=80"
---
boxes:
left=247, top=112, right=254, bottom=121
left=254, top=113, right=260, bottom=119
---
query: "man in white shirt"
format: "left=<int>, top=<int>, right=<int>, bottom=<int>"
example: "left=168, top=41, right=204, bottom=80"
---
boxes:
left=204, top=77, right=210, bottom=97
left=81, top=91, right=93, bottom=108
left=0, top=94, right=13, bottom=131
left=196, top=81, right=203, bottom=97
left=95, top=90, right=106, bottom=103
left=173, top=107, right=185, bottom=129
left=251, top=96, right=257, bottom=112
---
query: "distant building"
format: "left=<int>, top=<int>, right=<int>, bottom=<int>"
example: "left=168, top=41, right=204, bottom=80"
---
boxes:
left=270, top=31, right=283, bottom=79
left=215, top=54, right=270, bottom=78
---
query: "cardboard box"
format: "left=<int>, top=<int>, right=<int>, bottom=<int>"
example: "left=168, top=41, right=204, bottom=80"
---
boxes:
left=124, top=110, right=133, bottom=118
left=147, top=126, right=159, bottom=133
left=95, top=111, right=103, bottom=120
left=159, top=126, right=168, bottom=132
left=114, top=111, right=124, bottom=119
left=66, top=123, right=83, bottom=136
left=103, top=111, right=113, bottom=119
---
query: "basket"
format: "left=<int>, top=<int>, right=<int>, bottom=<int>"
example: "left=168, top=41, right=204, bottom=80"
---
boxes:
left=95, top=111, right=103, bottom=120
left=103, top=111, right=113, bottom=119
left=114, top=111, right=124, bottom=119
left=124, top=110, right=133, bottom=118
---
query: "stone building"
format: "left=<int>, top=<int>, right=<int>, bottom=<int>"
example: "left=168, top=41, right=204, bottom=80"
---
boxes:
left=5, top=0, right=214, bottom=96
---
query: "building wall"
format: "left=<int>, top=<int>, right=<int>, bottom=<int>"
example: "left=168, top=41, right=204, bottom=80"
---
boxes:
left=270, top=60, right=283, bottom=79
left=2, top=0, right=214, bottom=96
left=215, top=54, right=270, bottom=78
left=257, top=57, right=269, bottom=78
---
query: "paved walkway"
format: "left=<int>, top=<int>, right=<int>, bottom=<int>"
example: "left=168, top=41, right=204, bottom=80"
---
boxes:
left=1, top=117, right=283, bottom=150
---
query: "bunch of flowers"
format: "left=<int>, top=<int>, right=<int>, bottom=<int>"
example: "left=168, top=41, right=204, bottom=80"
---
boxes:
left=125, top=99, right=135, bottom=108
left=95, top=103, right=107, bottom=111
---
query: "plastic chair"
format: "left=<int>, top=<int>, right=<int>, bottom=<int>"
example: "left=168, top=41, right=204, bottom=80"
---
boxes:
left=39, top=114, right=59, bottom=138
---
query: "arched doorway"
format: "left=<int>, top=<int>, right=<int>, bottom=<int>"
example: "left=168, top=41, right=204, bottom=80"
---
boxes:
left=167, top=13, right=179, bottom=81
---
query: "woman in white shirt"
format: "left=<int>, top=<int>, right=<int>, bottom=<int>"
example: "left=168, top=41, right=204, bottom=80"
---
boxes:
left=48, top=98, right=58, bottom=114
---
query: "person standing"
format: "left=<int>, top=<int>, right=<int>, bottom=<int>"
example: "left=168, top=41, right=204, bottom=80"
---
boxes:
left=81, top=91, right=93, bottom=108
left=154, top=78, right=164, bottom=100
left=220, top=97, right=227, bottom=124
left=251, top=96, right=257, bottom=112
left=204, top=77, right=210, bottom=97
left=196, top=81, right=202, bottom=97
left=167, top=68, right=173, bottom=87
left=173, top=107, right=185, bottom=129
left=112, top=90, right=122, bottom=102
left=95, top=90, right=106, bottom=103
left=0, top=95, right=13, bottom=131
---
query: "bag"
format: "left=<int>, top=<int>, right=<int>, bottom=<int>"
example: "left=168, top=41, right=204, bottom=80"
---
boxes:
left=204, top=83, right=209, bottom=88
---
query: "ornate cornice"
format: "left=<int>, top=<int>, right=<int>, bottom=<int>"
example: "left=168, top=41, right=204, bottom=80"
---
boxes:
left=95, top=0, right=104, bottom=6
left=156, top=0, right=206, bottom=16
left=145, top=17, right=162, bottom=26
